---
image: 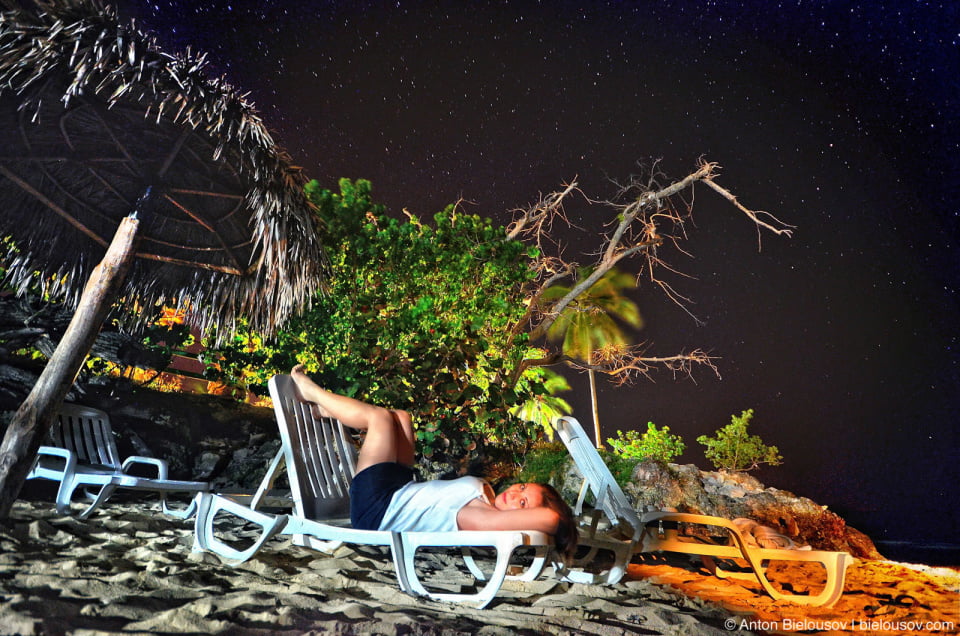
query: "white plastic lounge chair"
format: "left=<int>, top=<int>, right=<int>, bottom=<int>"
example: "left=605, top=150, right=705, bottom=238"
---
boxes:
left=27, top=403, right=209, bottom=519
left=552, top=415, right=854, bottom=607
left=193, top=374, right=555, bottom=609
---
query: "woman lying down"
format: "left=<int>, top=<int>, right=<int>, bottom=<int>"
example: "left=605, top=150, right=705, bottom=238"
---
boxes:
left=290, top=365, right=578, bottom=562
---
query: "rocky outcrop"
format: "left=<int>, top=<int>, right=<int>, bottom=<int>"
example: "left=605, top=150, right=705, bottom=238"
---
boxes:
left=596, top=459, right=882, bottom=559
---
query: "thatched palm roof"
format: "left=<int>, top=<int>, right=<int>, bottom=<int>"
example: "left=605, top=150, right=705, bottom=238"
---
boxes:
left=0, top=0, right=326, bottom=335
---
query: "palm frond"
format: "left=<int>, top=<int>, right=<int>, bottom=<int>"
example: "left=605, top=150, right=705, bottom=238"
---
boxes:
left=542, top=266, right=642, bottom=363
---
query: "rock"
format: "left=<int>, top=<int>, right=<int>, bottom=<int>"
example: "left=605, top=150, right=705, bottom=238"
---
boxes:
left=212, top=438, right=284, bottom=491
left=194, top=451, right=223, bottom=481
left=614, top=460, right=882, bottom=559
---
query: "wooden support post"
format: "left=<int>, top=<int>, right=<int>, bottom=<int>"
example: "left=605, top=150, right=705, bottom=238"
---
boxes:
left=0, top=216, right=139, bottom=519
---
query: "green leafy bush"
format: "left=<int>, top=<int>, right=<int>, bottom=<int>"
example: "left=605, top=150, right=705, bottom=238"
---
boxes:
left=517, top=442, right=570, bottom=487
left=201, top=178, right=558, bottom=469
left=696, top=409, right=782, bottom=472
left=607, top=422, right=685, bottom=463
left=517, top=443, right=637, bottom=502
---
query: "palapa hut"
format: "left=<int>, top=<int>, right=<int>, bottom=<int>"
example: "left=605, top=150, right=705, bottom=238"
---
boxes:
left=0, top=0, right=327, bottom=517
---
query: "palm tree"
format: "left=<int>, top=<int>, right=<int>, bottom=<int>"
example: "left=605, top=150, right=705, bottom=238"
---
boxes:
left=542, top=268, right=642, bottom=447
left=510, top=366, right=573, bottom=436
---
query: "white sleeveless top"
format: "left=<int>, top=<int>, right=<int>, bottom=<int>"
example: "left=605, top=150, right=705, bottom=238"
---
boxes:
left=377, top=476, right=494, bottom=532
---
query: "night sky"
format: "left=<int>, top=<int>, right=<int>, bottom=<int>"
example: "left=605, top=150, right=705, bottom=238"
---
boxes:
left=111, top=0, right=958, bottom=561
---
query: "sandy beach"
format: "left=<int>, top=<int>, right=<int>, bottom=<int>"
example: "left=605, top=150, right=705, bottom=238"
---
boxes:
left=0, top=497, right=956, bottom=635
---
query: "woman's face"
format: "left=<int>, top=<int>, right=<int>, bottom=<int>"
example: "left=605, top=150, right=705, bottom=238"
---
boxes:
left=494, top=483, right=546, bottom=511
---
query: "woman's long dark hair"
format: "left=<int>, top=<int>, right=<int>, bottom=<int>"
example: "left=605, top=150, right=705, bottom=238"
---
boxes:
left=539, top=484, right=579, bottom=564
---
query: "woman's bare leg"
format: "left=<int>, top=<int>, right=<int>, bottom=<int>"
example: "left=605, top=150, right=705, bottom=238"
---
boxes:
left=291, top=366, right=415, bottom=472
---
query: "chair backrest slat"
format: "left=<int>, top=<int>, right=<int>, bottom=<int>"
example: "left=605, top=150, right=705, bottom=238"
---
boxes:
left=313, top=417, right=334, bottom=496
left=50, top=404, right=122, bottom=471
left=48, top=418, right=66, bottom=448
left=325, top=416, right=354, bottom=494
left=293, top=399, right=323, bottom=498
left=57, top=414, right=80, bottom=457
left=91, top=417, right=114, bottom=466
left=69, top=415, right=88, bottom=462
left=76, top=416, right=96, bottom=464
left=553, top=416, right=642, bottom=529
left=269, top=375, right=357, bottom=521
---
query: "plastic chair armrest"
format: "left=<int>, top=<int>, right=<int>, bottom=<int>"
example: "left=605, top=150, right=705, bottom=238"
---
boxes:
left=121, top=455, right=169, bottom=480
left=34, top=445, right=76, bottom=471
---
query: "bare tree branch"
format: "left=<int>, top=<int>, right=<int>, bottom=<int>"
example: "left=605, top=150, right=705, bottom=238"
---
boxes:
left=588, top=345, right=719, bottom=385
left=517, top=346, right=719, bottom=385
left=700, top=176, right=795, bottom=249
left=505, top=180, right=580, bottom=241
left=507, top=158, right=790, bottom=386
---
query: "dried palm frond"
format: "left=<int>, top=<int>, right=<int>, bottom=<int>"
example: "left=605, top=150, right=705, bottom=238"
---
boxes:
left=0, top=0, right=326, bottom=336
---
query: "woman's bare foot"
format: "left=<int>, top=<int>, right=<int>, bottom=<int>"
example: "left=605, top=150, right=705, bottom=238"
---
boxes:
left=290, top=365, right=332, bottom=416
left=291, top=364, right=306, bottom=379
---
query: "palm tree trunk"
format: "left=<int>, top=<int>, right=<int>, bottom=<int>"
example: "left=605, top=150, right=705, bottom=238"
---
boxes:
left=588, top=369, right=602, bottom=448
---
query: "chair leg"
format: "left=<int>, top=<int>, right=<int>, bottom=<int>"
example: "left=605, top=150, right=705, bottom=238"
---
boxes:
left=161, top=492, right=202, bottom=519
left=508, top=544, right=552, bottom=582
left=556, top=534, right=633, bottom=585
left=717, top=551, right=854, bottom=607
left=66, top=482, right=117, bottom=519
left=397, top=533, right=526, bottom=609
left=388, top=532, right=416, bottom=597
left=460, top=547, right=487, bottom=581
left=459, top=544, right=551, bottom=583
left=192, top=493, right=288, bottom=565
left=54, top=478, right=79, bottom=516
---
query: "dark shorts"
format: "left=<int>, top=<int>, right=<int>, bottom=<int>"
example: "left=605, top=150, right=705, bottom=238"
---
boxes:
left=350, top=462, right=416, bottom=530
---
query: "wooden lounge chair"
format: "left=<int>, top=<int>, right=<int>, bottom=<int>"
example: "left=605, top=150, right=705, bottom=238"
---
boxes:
left=27, top=403, right=209, bottom=519
left=552, top=415, right=854, bottom=607
left=193, top=374, right=555, bottom=609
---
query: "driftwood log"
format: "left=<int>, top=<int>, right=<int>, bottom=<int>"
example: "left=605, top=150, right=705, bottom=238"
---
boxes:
left=0, top=218, right=138, bottom=517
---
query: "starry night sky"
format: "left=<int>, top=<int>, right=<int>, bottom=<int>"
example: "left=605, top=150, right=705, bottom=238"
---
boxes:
left=112, top=0, right=958, bottom=561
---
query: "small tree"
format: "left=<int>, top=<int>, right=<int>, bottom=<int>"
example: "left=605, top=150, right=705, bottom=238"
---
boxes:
left=509, top=366, right=572, bottom=437
left=697, top=409, right=782, bottom=472
left=542, top=267, right=642, bottom=448
left=607, top=422, right=685, bottom=463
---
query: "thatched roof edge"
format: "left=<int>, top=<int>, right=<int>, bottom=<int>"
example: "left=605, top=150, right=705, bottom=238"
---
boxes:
left=0, top=0, right=327, bottom=336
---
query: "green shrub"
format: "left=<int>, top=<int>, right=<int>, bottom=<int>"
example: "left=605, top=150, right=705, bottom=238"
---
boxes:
left=200, top=178, right=548, bottom=467
left=517, top=442, right=638, bottom=501
left=696, top=409, right=782, bottom=472
left=607, top=422, right=686, bottom=463
left=517, top=442, right=569, bottom=483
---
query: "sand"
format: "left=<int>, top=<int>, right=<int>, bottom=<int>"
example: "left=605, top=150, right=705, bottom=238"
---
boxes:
left=0, top=498, right=956, bottom=635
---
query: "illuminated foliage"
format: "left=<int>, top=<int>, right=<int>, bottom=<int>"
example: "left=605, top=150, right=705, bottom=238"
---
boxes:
left=697, top=409, right=783, bottom=472
left=607, top=421, right=686, bottom=464
left=509, top=365, right=572, bottom=437
left=543, top=267, right=642, bottom=364
left=203, top=179, right=562, bottom=467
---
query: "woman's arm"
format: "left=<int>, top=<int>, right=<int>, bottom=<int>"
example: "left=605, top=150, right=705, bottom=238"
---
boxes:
left=456, top=499, right=560, bottom=534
